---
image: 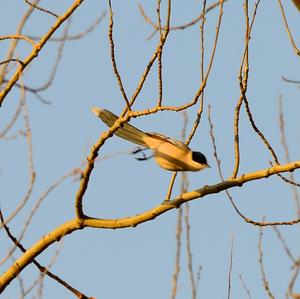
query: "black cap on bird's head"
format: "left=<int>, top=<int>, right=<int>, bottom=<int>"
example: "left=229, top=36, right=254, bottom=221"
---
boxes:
left=192, top=151, right=210, bottom=167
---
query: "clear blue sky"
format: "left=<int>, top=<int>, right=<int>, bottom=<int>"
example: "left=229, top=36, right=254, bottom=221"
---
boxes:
left=1, top=1, right=300, bottom=298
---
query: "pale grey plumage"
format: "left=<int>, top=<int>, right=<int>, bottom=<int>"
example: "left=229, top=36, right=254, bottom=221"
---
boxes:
left=92, top=107, right=209, bottom=172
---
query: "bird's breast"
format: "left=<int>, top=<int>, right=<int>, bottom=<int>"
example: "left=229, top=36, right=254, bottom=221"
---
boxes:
left=151, top=142, right=191, bottom=171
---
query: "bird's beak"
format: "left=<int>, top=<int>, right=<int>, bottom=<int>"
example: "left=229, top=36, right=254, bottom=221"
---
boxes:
left=206, top=164, right=211, bottom=168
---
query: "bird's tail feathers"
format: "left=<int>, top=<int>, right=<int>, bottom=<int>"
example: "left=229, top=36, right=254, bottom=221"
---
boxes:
left=92, top=107, right=148, bottom=147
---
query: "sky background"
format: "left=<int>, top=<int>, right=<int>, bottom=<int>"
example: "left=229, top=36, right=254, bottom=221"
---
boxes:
left=1, top=1, right=300, bottom=298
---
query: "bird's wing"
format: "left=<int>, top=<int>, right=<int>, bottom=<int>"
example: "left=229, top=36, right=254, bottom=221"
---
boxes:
left=92, top=107, right=149, bottom=147
left=146, top=132, right=189, bottom=152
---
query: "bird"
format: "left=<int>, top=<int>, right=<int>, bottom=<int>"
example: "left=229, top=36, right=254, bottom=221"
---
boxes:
left=92, top=107, right=210, bottom=172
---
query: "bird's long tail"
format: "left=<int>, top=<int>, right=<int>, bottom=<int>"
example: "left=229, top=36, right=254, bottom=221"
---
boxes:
left=92, top=107, right=148, bottom=147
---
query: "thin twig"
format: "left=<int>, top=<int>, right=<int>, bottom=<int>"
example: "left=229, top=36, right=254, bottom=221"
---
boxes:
left=0, top=97, right=23, bottom=138
left=31, top=240, right=64, bottom=298
left=182, top=106, right=196, bottom=299
left=282, top=76, right=300, bottom=84
left=0, top=34, right=35, bottom=46
left=0, top=58, right=25, bottom=67
left=222, top=183, right=300, bottom=227
left=0, top=0, right=85, bottom=106
left=232, top=0, right=250, bottom=178
left=186, top=0, right=207, bottom=146
left=0, top=82, right=36, bottom=226
left=156, top=0, right=163, bottom=106
left=185, top=202, right=197, bottom=299
left=0, top=166, right=82, bottom=266
left=278, top=97, right=300, bottom=217
left=244, top=92, right=279, bottom=164
left=232, top=0, right=264, bottom=178
left=277, top=0, right=300, bottom=56
left=208, top=105, right=223, bottom=178
left=138, top=0, right=224, bottom=38
left=276, top=172, right=300, bottom=188
left=272, top=226, right=295, bottom=263
left=0, top=0, right=40, bottom=86
left=209, top=104, right=299, bottom=227
left=288, top=266, right=300, bottom=298
left=32, top=19, right=71, bottom=92
left=258, top=222, right=275, bottom=299
left=124, top=0, right=172, bottom=113
left=108, top=0, right=131, bottom=110
left=239, top=0, right=277, bottom=166
left=239, top=274, right=252, bottom=299
left=227, top=237, right=234, bottom=299
left=170, top=206, right=182, bottom=299
left=0, top=79, right=51, bottom=104
left=165, top=172, right=178, bottom=201
left=138, top=0, right=223, bottom=143
left=24, top=0, right=59, bottom=18
left=0, top=210, right=92, bottom=299
left=156, top=0, right=171, bottom=106
left=29, top=12, right=106, bottom=42
left=195, top=265, right=202, bottom=294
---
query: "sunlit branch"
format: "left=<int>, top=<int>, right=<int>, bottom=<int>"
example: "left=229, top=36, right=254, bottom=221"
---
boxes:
left=0, top=211, right=91, bottom=299
left=2, top=160, right=300, bottom=292
left=0, top=0, right=85, bottom=107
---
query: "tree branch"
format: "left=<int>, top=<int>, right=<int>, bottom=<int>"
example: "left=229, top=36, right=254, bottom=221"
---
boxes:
left=1, top=160, right=300, bottom=292
left=0, top=0, right=85, bottom=107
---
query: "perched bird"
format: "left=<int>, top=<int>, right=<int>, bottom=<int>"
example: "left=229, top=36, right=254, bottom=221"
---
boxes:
left=92, top=107, right=209, bottom=172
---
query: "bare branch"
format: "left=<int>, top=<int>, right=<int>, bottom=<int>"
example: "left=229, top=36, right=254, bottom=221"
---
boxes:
left=108, top=0, right=131, bottom=110
left=0, top=210, right=92, bottom=299
left=0, top=58, right=25, bottom=67
left=0, top=98, right=23, bottom=138
left=272, top=226, right=295, bottom=263
left=278, top=96, right=300, bottom=216
left=0, top=84, right=36, bottom=226
left=0, top=165, right=82, bottom=266
left=170, top=207, right=182, bottom=299
left=138, top=0, right=225, bottom=37
left=0, top=34, right=35, bottom=46
left=282, top=76, right=300, bottom=84
left=24, top=0, right=59, bottom=18
left=28, top=13, right=106, bottom=42
left=277, top=0, right=300, bottom=56
left=0, top=0, right=40, bottom=86
left=2, top=160, right=300, bottom=291
left=239, top=274, right=252, bottom=299
left=186, top=0, right=207, bottom=146
left=232, top=0, right=262, bottom=178
left=258, top=223, right=275, bottom=299
left=227, top=237, right=234, bottom=299
left=0, top=0, right=85, bottom=106
left=185, top=202, right=197, bottom=299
